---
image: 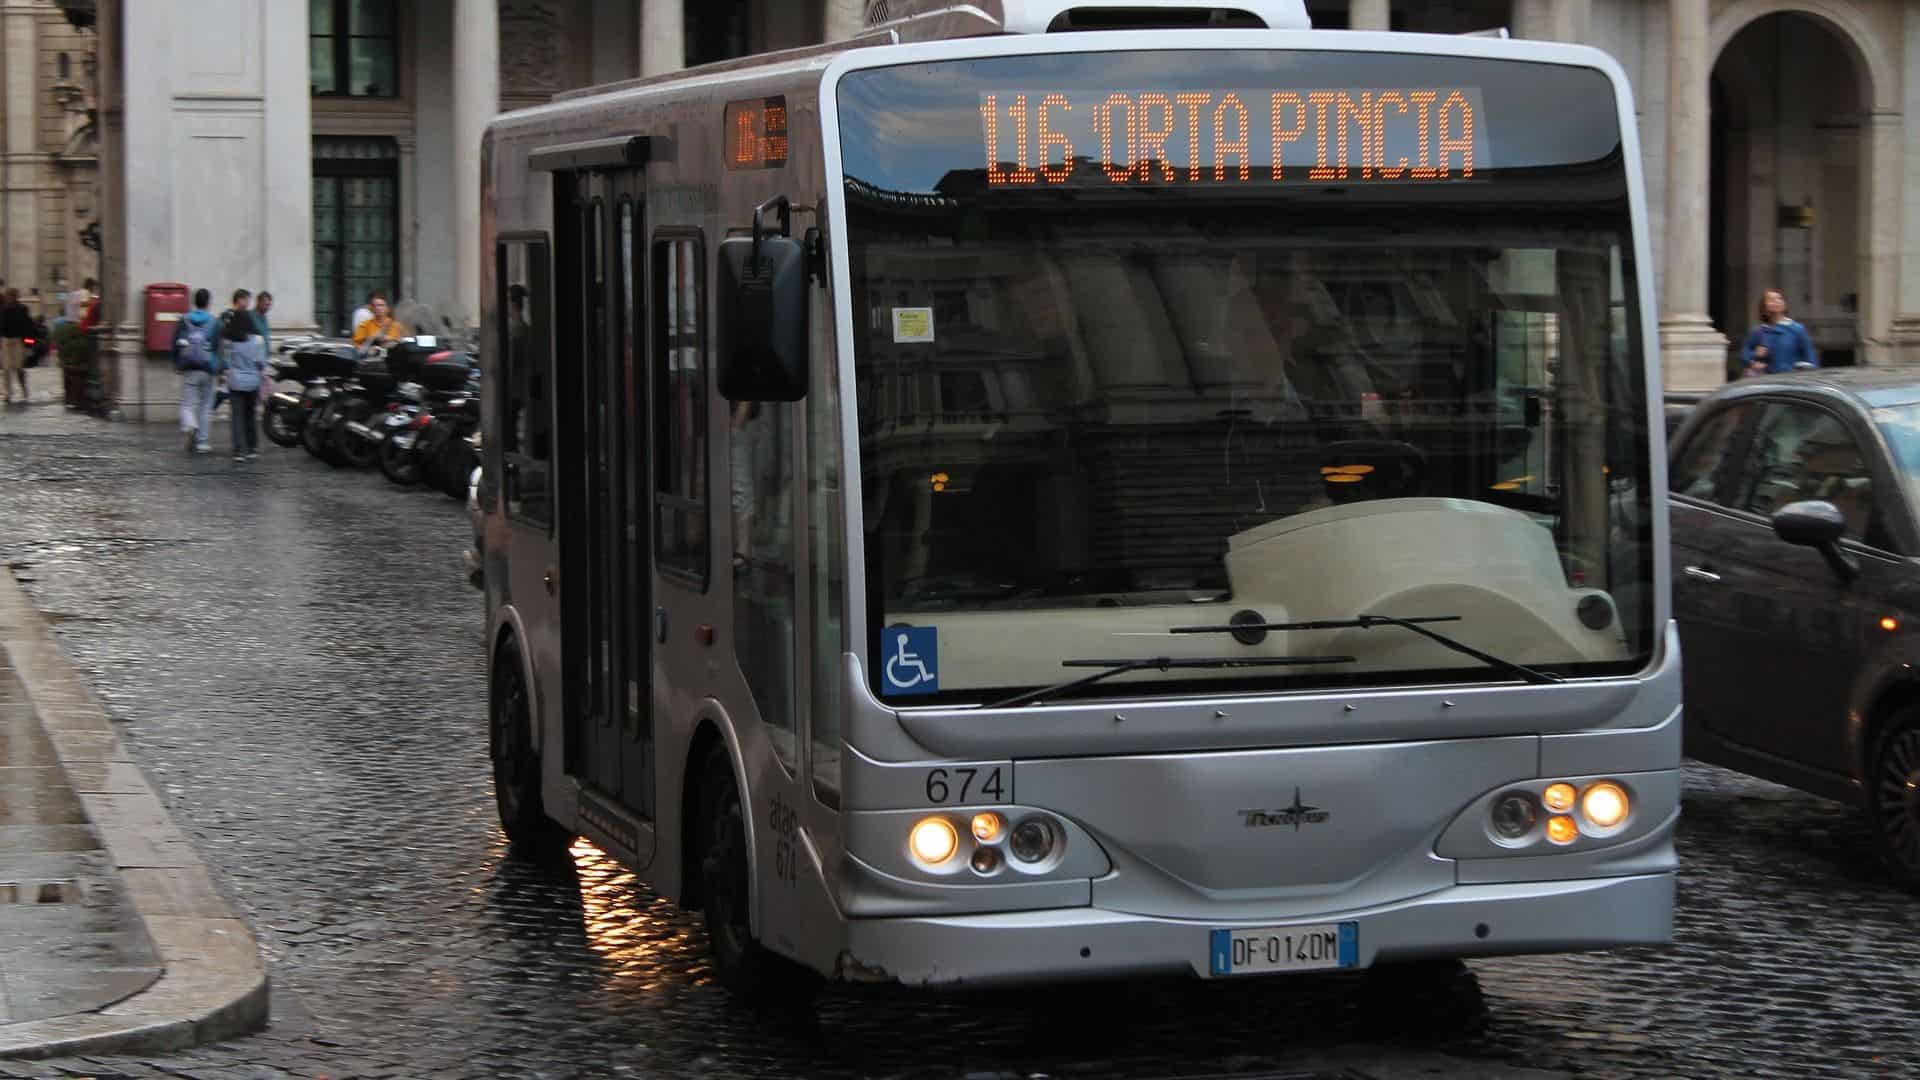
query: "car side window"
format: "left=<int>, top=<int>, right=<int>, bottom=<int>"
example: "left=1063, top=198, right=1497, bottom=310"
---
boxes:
left=1671, top=405, right=1748, bottom=502
left=1730, top=402, right=1877, bottom=542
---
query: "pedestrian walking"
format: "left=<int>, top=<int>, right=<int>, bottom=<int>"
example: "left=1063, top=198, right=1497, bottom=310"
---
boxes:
left=213, top=289, right=252, bottom=416
left=0, top=288, right=31, bottom=404
left=220, top=304, right=266, bottom=461
left=1743, top=289, right=1819, bottom=376
left=251, top=290, right=273, bottom=354
left=172, top=288, right=223, bottom=453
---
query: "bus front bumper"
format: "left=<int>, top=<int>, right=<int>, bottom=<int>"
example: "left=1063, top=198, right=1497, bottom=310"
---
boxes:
left=837, top=871, right=1673, bottom=987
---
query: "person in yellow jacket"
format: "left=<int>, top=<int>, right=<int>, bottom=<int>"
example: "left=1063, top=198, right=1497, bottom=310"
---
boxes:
left=352, top=293, right=409, bottom=351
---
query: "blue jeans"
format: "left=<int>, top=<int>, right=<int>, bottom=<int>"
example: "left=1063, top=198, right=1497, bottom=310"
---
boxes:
left=179, top=370, right=215, bottom=446
left=229, top=390, right=258, bottom=454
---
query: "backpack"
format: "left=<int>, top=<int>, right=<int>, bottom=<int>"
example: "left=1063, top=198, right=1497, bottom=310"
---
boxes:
left=177, top=318, right=212, bottom=373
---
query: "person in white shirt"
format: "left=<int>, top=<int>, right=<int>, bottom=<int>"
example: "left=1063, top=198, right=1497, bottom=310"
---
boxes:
left=350, top=289, right=378, bottom=337
left=64, top=278, right=95, bottom=323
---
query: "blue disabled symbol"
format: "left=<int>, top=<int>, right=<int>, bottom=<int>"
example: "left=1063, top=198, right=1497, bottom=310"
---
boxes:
left=883, top=626, right=939, bottom=695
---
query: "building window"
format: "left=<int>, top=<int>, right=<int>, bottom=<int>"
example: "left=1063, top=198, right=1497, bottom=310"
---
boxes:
left=312, top=137, right=399, bottom=336
left=686, top=0, right=752, bottom=66
left=311, top=0, right=397, bottom=97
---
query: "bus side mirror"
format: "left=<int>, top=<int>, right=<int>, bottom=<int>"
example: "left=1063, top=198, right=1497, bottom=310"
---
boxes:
left=718, top=196, right=808, bottom=402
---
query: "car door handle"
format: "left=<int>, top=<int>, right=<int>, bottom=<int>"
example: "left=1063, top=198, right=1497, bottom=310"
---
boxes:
left=1683, top=565, right=1722, bottom=582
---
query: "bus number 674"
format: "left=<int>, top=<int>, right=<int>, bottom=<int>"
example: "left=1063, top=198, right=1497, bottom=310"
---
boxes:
left=925, top=766, right=1006, bottom=805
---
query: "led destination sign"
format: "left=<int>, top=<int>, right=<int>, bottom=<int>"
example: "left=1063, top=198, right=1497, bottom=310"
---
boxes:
left=978, top=88, right=1489, bottom=186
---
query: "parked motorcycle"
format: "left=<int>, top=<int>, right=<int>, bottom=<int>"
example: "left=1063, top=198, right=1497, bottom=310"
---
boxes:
left=372, top=350, right=473, bottom=485
left=328, top=302, right=452, bottom=469
left=262, top=339, right=356, bottom=456
left=414, top=353, right=483, bottom=500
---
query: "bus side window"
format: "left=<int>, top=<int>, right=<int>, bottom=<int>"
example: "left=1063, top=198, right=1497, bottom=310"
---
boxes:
left=653, top=233, right=709, bottom=583
left=499, top=238, right=552, bottom=527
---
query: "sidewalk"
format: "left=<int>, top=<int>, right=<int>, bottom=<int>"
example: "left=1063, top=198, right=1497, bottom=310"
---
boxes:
left=0, top=563, right=268, bottom=1058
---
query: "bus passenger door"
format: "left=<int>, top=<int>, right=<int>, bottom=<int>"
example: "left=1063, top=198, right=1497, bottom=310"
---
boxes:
left=556, top=168, right=656, bottom=861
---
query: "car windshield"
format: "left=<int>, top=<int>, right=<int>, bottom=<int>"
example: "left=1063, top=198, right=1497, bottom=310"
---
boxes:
left=836, top=49, right=1656, bottom=705
left=1873, top=403, right=1920, bottom=518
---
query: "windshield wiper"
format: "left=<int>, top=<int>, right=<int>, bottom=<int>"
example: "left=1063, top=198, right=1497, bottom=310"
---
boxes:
left=1168, top=614, right=1563, bottom=686
left=985, top=654, right=1356, bottom=710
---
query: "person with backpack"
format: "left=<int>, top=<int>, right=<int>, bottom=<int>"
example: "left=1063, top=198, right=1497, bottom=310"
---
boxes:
left=220, top=302, right=266, bottom=461
left=172, top=288, right=223, bottom=453
left=0, top=288, right=31, bottom=404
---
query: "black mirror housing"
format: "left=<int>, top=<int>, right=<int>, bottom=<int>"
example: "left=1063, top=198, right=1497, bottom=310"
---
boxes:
left=1771, top=499, right=1858, bottom=580
left=717, top=229, right=809, bottom=403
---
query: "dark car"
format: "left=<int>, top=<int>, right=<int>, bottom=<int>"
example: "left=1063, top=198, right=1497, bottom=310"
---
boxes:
left=1669, top=367, right=1920, bottom=890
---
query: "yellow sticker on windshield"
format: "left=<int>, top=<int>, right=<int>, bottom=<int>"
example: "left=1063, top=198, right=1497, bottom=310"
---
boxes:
left=893, top=307, right=934, bottom=344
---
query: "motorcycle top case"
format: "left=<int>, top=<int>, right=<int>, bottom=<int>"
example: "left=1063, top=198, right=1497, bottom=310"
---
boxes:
left=419, top=356, right=475, bottom=393
left=357, top=355, right=400, bottom=394
left=289, top=340, right=358, bottom=379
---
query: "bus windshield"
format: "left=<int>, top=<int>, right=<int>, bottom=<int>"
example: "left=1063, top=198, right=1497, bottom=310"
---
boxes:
left=835, top=49, right=1655, bottom=705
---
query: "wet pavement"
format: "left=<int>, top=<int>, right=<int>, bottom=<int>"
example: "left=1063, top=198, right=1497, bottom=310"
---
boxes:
left=0, top=399, right=1917, bottom=1079
left=0, top=656, right=162, bottom=1024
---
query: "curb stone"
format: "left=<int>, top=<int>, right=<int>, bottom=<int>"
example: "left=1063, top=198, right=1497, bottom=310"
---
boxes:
left=0, top=567, right=269, bottom=1058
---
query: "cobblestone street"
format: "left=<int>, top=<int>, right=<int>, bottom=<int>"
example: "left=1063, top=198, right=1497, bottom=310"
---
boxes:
left=0, top=405, right=1917, bottom=1079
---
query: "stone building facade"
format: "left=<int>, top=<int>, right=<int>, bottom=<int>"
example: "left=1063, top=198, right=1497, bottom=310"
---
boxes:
left=84, top=0, right=1920, bottom=415
left=1, top=0, right=98, bottom=321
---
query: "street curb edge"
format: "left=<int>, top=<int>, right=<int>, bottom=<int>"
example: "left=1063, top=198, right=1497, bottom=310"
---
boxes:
left=0, top=566, right=271, bottom=1060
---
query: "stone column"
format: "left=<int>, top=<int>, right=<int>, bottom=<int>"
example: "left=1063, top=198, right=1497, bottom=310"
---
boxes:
left=1512, top=0, right=1588, bottom=43
left=263, top=0, right=315, bottom=333
left=823, top=0, right=867, bottom=39
left=452, top=0, right=499, bottom=331
left=1891, top=0, right=1920, bottom=356
left=1349, top=0, right=1390, bottom=32
left=1861, top=109, right=1900, bottom=365
left=1658, top=0, right=1726, bottom=394
left=642, top=0, right=684, bottom=76
left=4, top=4, right=38, bottom=289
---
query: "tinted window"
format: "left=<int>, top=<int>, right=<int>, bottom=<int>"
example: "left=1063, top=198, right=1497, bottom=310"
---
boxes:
left=1670, top=405, right=1747, bottom=502
left=499, top=238, right=552, bottom=527
left=1732, top=403, right=1875, bottom=541
left=654, top=234, right=708, bottom=583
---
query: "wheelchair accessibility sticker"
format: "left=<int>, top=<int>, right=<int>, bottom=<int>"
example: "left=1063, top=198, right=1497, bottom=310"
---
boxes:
left=883, top=626, right=939, bottom=696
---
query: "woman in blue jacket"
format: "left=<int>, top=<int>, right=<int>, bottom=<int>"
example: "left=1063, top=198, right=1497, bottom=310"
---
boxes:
left=1743, top=289, right=1819, bottom=375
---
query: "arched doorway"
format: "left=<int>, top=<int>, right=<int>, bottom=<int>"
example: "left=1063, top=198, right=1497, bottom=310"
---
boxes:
left=1709, top=12, right=1870, bottom=369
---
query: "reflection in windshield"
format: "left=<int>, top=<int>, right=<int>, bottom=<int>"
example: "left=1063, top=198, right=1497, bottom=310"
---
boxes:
left=1875, top=404, right=1920, bottom=524
left=838, top=51, right=1655, bottom=703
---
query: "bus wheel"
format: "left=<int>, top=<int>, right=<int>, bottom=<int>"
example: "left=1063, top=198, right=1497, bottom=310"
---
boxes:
left=1868, top=708, right=1920, bottom=892
left=490, top=638, right=565, bottom=856
left=697, top=746, right=820, bottom=1003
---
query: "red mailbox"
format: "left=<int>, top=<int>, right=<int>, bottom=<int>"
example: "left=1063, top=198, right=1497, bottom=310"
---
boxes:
left=143, top=282, right=190, bottom=354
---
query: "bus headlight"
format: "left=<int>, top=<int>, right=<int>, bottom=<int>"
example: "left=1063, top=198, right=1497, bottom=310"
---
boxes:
left=1008, top=818, right=1056, bottom=863
left=1581, top=782, right=1630, bottom=829
left=971, top=812, right=1004, bottom=843
left=1545, top=815, right=1579, bottom=845
left=1542, top=782, right=1577, bottom=812
left=909, top=817, right=959, bottom=866
left=1490, top=792, right=1538, bottom=840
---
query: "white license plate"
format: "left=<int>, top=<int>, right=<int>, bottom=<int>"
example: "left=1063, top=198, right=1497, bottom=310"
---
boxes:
left=1208, top=922, right=1357, bottom=977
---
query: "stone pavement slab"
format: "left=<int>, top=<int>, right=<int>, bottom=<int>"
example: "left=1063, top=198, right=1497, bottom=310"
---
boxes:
left=0, top=566, right=267, bottom=1058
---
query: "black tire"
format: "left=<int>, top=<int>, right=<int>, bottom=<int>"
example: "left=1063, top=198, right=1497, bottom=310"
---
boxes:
left=697, top=746, right=821, bottom=1003
left=378, top=435, right=421, bottom=485
left=1868, top=709, right=1920, bottom=892
left=490, top=638, right=566, bottom=856
left=300, top=405, right=330, bottom=460
left=336, top=414, right=379, bottom=469
left=263, top=403, right=301, bottom=447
